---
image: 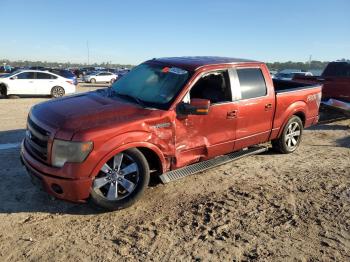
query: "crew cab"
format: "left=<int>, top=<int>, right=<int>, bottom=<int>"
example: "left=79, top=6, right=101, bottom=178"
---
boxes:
left=20, top=57, right=322, bottom=211
left=293, top=61, right=350, bottom=102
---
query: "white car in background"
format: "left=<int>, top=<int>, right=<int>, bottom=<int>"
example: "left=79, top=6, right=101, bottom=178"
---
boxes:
left=0, top=70, right=76, bottom=98
left=83, top=71, right=117, bottom=84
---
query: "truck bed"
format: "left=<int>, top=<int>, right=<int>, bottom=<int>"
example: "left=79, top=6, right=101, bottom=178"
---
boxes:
left=273, top=79, right=320, bottom=93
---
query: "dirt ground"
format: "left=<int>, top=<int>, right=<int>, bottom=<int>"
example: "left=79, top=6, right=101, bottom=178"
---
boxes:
left=0, top=86, right=349, bottom=261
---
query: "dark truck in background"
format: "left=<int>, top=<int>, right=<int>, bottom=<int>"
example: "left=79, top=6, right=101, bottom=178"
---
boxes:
left=293, top=61, right=350, bottom=102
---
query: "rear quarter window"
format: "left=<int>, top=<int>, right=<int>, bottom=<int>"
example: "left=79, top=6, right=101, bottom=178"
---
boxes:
left=237, top=68, right=267, bottom=99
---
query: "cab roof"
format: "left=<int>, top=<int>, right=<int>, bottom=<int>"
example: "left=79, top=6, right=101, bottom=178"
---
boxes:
left=148, top=56, right=259, bottom=71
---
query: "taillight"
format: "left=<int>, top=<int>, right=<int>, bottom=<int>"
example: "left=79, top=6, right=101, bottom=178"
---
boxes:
left=66, top=80, right=73, bottom=85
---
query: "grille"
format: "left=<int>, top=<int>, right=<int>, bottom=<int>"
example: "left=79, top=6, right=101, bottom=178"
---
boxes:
left=25, top=117, right=50, bottom=162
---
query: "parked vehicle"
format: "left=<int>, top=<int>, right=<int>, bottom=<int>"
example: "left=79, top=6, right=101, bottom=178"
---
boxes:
left=0, top=65, right=12, bottom=73
left=27, top=66, right=50, bottom=71
left=115, top=69, right=130, bottom=80
left=49, top=69, right=78, bottom=85
left=0, top=70, right=75, bottom=98
left=20, top=57, right=321, bottom=211
left=74, top=67, right=96, bottom=78
left=82, top=71, right=117, bottom=83
left=293, top=61, right=350, bottom=102
left=274, top=71, right=313, bottom=81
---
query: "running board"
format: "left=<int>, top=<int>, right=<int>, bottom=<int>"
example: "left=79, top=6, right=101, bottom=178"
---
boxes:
left=159, top=146, right=268, bottom=183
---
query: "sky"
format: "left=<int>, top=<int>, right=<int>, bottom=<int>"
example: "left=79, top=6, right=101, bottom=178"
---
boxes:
left=0, top=0, right=349, bottom=65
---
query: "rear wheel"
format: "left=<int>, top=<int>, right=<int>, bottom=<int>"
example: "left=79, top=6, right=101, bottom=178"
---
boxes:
left=90, top=148, right=150, bottom=211
left=272, top=116, right=303, bottom=154
left=90, top=78, right=96, bottom=84
left=51, top=86, right=65, bottom=98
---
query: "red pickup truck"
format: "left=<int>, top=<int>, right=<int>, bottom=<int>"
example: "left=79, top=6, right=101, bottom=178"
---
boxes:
left=293, top=61, right=350, bottom=102
left=21, top=57, right=322, bottom=210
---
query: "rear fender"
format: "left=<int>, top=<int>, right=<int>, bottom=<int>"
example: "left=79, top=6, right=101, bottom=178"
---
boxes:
left=276, top=101, right=306, bottom=138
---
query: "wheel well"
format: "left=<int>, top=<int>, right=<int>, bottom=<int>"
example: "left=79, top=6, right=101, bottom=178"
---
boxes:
left=294, top=112, right=305, bottom=126
left=137, top=147, right=162, bottom=175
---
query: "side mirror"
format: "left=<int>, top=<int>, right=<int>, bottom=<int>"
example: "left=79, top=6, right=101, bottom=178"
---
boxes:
left=177, top=98, right=210, bottom=116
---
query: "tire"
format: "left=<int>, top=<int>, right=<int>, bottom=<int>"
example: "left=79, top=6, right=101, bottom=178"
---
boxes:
left=90, top=148, right=150, bottom=211
left=0, top=85, right=7, bottom=98
left=272, top=115, right=303, bottom=154
left=90, top=78, right=96, bottom=84
left=51, top=86, right=65, bottom=98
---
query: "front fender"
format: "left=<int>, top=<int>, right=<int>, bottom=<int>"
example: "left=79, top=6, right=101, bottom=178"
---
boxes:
left=90, top=133, right=167, bottom=178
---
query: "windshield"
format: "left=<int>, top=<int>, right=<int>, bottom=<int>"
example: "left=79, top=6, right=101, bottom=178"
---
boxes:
left=111, top=63, right=190, bottom=109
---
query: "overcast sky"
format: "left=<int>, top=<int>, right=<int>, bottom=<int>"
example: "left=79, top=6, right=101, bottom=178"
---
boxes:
left=1, top=0, right=349, bottom=64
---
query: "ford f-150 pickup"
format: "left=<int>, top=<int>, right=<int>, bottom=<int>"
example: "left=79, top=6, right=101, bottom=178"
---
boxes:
left=21, top=57, right=322, bottom=210
left=293, top=61, right=350, bottom=102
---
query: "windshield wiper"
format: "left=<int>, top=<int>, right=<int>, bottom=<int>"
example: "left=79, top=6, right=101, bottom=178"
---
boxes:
left=111, top=90, right=146, bottom=107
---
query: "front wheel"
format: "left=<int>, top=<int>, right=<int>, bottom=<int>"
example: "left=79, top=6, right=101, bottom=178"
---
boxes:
left=90, top=148, right=150, bottom=211
left=90, top=78, right=96, bottom=84
left=272, top=115, right=303, bottom=154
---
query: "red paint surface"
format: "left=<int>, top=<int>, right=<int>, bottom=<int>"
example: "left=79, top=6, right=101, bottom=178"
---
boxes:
left=21, top=57, right=322, bottom=202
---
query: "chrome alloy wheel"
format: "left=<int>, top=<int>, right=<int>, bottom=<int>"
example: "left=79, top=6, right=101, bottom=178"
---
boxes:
left=52, top=86, right=65, bottom=98
left=285, top=122, right=301, bottom=149
left=93, top=153, right=140, bottom=201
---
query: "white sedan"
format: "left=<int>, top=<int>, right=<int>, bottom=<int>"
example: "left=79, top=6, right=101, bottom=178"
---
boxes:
left=0, top=70, right=76, bottom=98
left=83, top=71, right=117, bottom=83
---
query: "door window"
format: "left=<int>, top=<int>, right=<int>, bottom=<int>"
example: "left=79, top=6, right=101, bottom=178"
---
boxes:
left=37, top=72, right=56, bottom=79
left=190, top=71, right=232, bottom=104
left=236, top=68, right=267, bottom=99
left=16, top=72, right=35, bottom=79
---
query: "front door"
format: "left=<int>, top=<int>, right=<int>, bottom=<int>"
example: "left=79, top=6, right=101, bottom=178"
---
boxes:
left=174, top=70, right=238, bottom=168
left=11, top=71, right=36, bottom=95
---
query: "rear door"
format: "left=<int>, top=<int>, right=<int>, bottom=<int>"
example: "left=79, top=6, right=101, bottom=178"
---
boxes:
left=10, top=72, right=36, bottom=94
left=231, top=66, right=275, bottom=150
left=35, top=72, right=57, bottom=95
left=100, top=72, right=112, bottom=82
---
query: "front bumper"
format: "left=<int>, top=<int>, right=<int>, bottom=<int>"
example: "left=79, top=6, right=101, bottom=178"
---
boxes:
left=20, top=142, right=92, bottom=203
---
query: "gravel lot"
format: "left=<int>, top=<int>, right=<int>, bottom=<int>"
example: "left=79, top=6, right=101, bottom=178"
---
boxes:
left=0, top=85, right=349, bottom=261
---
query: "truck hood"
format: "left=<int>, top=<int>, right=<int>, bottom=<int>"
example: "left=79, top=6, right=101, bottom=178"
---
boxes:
left=30, top=90, right=153, bottom=136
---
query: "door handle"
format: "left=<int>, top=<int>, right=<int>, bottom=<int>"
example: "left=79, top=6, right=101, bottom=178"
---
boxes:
left=227, top=110, right=237, bottom=119
left=265, top=103, right=272, bottom=110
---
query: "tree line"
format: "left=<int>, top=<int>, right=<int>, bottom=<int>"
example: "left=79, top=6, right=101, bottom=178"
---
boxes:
left=0, top=59, right=133, bottom=69
left=1, top=58, right=349, bottom=71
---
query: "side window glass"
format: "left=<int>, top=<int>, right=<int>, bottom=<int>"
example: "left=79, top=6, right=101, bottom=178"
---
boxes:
left=237, top=68, right=267, bottom=99
left=17, top=72, right=35, bottom=79
left=190, top=71, right=232, bottom=104
left=37, top=72, right=55, bottom=79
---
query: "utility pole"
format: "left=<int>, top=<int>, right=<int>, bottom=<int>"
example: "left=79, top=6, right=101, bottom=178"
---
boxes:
left=308, top=55, right=312, bottom=69
left=87, top=41, right=90, bottom=65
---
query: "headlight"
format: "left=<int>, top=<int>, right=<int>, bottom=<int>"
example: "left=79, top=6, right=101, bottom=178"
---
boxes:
left=52, top=139, right=93, bottom=167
